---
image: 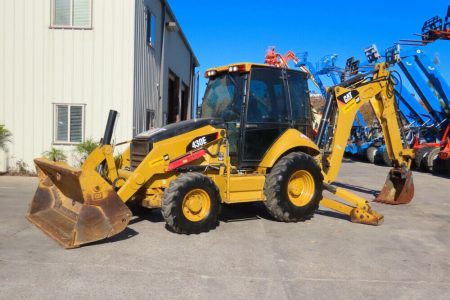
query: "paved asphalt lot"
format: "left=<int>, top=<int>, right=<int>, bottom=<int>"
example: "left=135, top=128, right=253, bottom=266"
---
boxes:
left=0, top=160, right=449, bottom=299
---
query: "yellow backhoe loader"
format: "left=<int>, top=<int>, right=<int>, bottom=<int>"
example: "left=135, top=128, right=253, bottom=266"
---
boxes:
left=27, top=62, right=414, bottom=248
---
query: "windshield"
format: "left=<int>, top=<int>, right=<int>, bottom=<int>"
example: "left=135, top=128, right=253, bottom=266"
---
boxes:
left=201, top=73, right=245, bottom=121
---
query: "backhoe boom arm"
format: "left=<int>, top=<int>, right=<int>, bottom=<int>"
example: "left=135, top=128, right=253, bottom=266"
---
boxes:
left=319, top=62, right=414, bottom=205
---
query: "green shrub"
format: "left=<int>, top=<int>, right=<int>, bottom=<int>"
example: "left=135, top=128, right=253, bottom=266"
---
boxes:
left=43, top=147, right=67, bottom=162
left=0, top=124, right=12, bottom=151
left=15, top=160, right=29, bottom=173
left=75, top=138, right=99, bottom=164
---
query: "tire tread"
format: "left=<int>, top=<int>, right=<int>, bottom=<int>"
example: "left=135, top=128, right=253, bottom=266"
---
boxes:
left=161, top=173, right=220, bottom=234
left=264, top=152, right=322, bottom=222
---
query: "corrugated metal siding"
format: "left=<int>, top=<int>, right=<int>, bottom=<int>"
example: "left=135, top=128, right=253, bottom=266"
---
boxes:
left=133, top=0, right=196, bottom=132
left=133, top=0, right=162, bottom=135
left=161, top=13, right=194, bottom=121
left=0, top=0, right=135, bottom=169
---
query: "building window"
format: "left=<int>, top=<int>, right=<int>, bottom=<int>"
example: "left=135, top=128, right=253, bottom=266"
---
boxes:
left=52, top=0, right=92, bottom=28
left=54, top=104, right=85, bottom=143
left=146, top=9, right=155, bottom=47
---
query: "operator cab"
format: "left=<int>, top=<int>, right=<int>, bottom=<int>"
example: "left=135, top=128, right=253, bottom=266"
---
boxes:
left=201, top=63, right=313, bottom=168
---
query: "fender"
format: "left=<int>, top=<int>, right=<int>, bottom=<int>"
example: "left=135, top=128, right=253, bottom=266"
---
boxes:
left=259, top=129, right=320, bottom=168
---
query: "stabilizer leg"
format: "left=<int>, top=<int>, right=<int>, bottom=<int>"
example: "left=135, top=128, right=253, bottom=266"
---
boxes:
left=320, top=183, right=384, bottom=225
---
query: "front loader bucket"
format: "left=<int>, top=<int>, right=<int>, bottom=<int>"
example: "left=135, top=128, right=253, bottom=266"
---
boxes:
left=27, top=158, right=132, bottom=248
left=376, top=168, right=414, bottom=205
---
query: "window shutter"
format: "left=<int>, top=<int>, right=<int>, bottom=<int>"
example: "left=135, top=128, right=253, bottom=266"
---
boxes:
left=70, top=106, right=83, bottom=142
left=54, top=0, right=71, bottom=26
left=57, top=105, right=69, bottom=141
left=73, top=0, right=91, bottom=27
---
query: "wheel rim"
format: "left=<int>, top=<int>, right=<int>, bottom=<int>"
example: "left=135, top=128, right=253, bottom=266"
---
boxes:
left=182, top=189, right=211, bottom=222
left=287, top=170, right=315, bottom=207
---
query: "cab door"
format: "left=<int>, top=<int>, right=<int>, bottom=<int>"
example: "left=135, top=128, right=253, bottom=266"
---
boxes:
left=286, top=70, right=314, bottom=138
left=240, top=67, right=291, bottom=167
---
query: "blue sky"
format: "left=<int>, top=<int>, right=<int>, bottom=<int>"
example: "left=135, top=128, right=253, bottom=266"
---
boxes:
left=170, top=0, right=450, bottom=97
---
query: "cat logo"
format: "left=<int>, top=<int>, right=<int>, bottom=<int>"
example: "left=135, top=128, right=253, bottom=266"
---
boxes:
left=342, top=92, right=353, bottom=103
left=337, top=90, right=360, bottom=104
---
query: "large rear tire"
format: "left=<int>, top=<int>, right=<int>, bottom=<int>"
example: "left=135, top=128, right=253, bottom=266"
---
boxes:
left=414, top=146, right=433, bottom=171
left=162, top=173, right=220, bottom=234
left=264, top=152, right=323, bottom=222
left=366, top=146, right=377, bottom=164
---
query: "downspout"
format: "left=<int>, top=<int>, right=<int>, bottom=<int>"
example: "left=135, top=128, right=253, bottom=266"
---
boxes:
left=158, top=1, right=166, bottom=126
left=131, top=1, right=138, bottom=136
left=195, top=72, right=199, bottom=118
left=189, top=52, right=194, bottom=119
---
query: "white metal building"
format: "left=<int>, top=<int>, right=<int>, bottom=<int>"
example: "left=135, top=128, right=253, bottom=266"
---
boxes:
left=0, top=0, right=199, bottom=171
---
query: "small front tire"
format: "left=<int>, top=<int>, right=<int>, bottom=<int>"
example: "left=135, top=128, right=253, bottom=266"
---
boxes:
left=161, top=173, right=220, bottom=234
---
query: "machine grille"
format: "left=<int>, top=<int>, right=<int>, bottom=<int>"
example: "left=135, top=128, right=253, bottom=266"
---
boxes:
left=130, top=139, right=152, bottom=170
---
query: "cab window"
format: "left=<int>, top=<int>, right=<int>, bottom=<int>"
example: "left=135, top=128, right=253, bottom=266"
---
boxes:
left=201, top=73, right=244, bottom=122
left=247, top=68, right=288, bottom=123
left=287, top=70, right=313, bottom=137
left=242, top=67, right=290, bottom=163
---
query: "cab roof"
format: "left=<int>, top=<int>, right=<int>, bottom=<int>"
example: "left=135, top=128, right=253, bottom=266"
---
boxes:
left=205, top=62, right=308, bottom=75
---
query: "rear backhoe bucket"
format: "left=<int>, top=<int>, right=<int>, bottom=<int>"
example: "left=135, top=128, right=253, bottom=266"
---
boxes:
left=27, top=158, right=132, bottom=249
left=375, top=167, right=414, bottom=205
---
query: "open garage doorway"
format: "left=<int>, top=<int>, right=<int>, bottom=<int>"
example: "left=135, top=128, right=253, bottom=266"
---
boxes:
left=167, top=71, right=180, bottom=124
left=180, top=83, right=189, bottom=121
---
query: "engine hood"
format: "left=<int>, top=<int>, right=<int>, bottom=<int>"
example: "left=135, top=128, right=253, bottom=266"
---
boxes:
left=134, top=118, right=225, bottom=143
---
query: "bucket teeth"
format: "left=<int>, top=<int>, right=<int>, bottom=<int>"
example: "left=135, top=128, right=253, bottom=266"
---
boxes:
left=376, top=168, right=414, bottom=205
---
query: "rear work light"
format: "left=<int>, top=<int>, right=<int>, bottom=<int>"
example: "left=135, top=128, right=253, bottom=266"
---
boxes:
left=228, top=65, right=246, bottom=73
left=204, top=70, right=217, bottom=78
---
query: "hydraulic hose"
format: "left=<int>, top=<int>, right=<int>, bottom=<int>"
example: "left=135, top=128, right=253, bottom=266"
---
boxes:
left=315, top=91, right=335, bottom=148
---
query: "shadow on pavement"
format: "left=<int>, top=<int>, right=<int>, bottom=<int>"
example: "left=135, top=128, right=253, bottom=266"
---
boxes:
left=126, top=199, right=360, bottom=227
left=315, top=209, right=349, bottom=221
left=84, top=208, right=160, bottom=247
left=431, top=172, right=450, bottom=179
left=87, top=198, right=363, bottom=247
left=94, top=191, right=382, bottom=245
left=220, top=202, right=275, bottom=222
left=333, top=182, right=380, bottom=197
left=129, top=208, right=164, bottom=225
left=86, top=227, right=139, bottom=247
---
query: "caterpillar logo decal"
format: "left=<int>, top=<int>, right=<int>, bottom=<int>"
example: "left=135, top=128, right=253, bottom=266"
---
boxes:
left=337, top=90, right=360, bottom=104
left=337, top=90, right=361, bottom=112
left=186, top=133, right=218, bottom=152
